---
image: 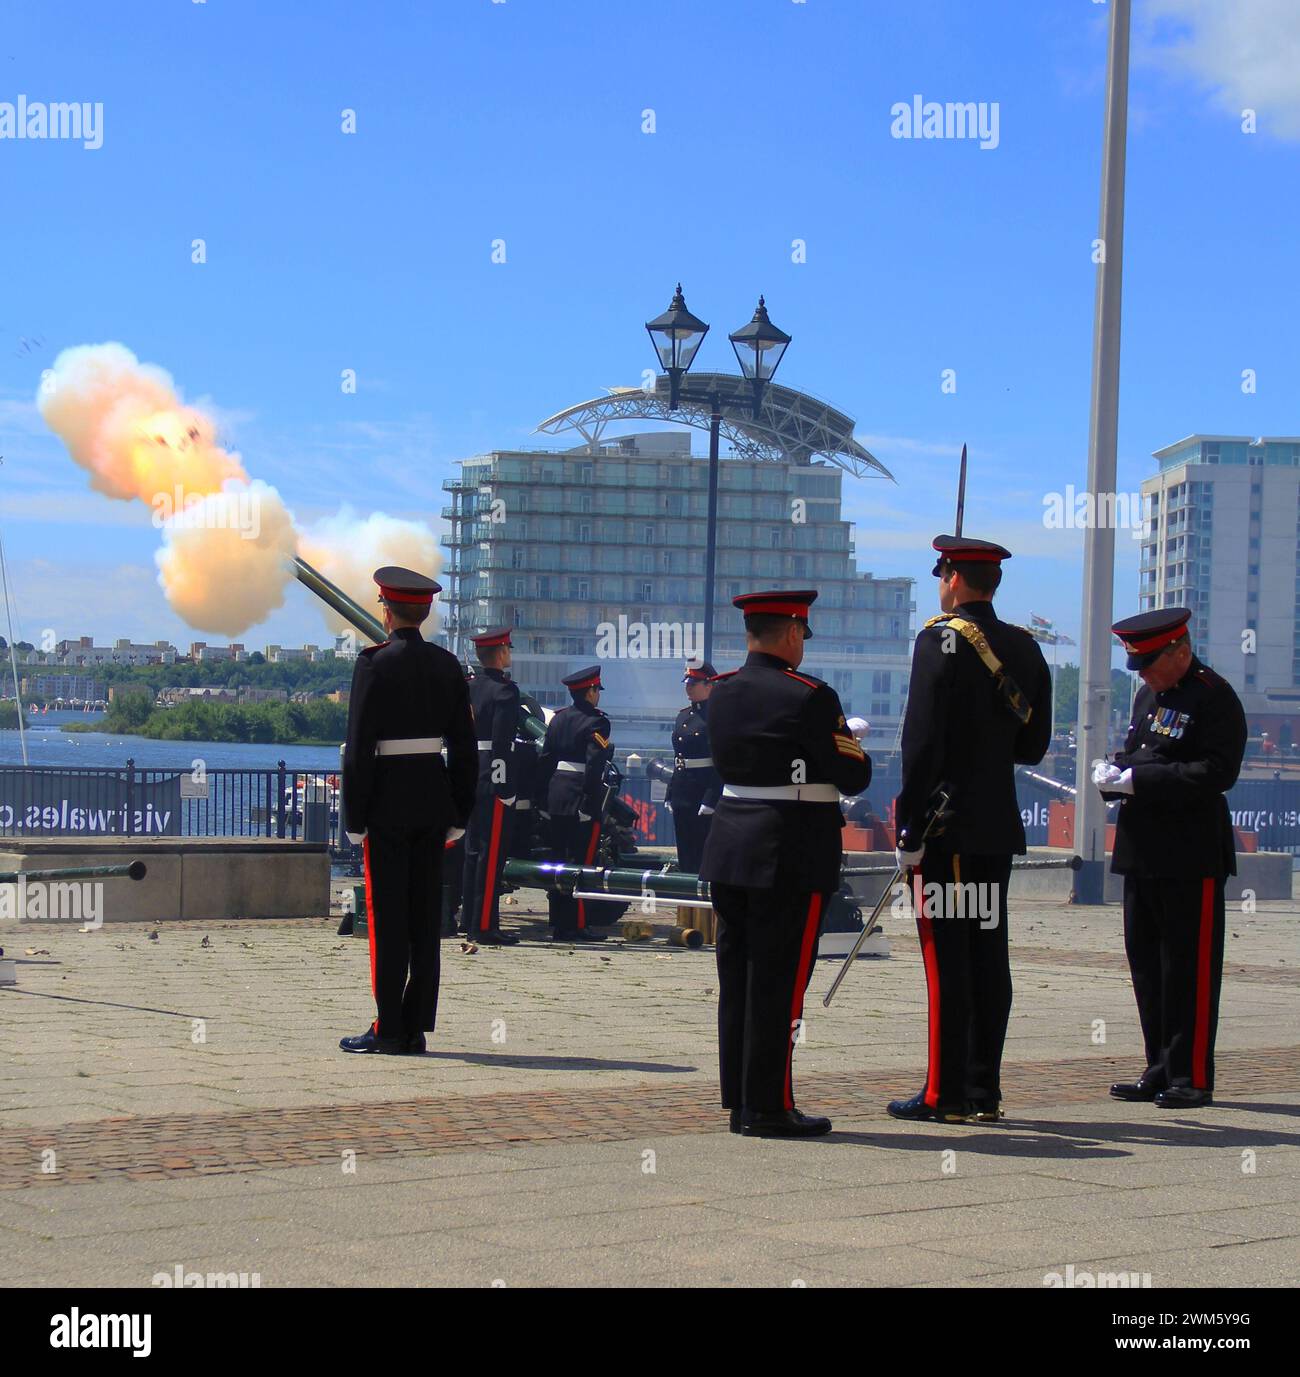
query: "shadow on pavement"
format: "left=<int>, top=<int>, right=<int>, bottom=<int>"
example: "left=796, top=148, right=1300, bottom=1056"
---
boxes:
left=423, top=1051, right=698, bottom=1074
left=821, top=1112, right=1300, bottom=1156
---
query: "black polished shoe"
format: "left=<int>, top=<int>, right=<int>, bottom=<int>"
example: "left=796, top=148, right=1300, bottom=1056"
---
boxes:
left=477, top=931, right=520, bottom=946
left=1154, top=1086, right=1213, bottom=1109
left=337, top=913, right=355, bottom=937
left=1109, top=1079, right=1163, bottom=1102
left=339, top=1029, right=406, bottom=1055
left=728, top=1107, right=742, bottom=1134
left=552, top=929, right=607, bottom=943
left=404, top=1033, right=427, bottom=1055
left=886, top=1092, right=969, bottom=1123
left=740, top=1108, right=832, bottom=1138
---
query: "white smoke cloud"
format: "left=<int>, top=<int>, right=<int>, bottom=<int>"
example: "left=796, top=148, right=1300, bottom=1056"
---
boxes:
left=1143, top=0, right=1300, bottom=138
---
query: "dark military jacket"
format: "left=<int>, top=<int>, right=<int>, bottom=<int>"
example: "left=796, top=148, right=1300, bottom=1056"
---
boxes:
left=1107, top=657, right=1246, bottom=878
left=699, top=651, right=871, bottom=892
left=666, top=702, right=721, bottom=811
left=341, top=627, right=477, bottom=836
left=894, top=600, right=1052, bottom=855
left=468, top=667, right=521, bottom=800
left=534, top=698, right=614, bottom=818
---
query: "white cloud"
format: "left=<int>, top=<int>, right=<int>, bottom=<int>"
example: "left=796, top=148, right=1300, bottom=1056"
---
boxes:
left=1141, top=0, right=1300, bottom=138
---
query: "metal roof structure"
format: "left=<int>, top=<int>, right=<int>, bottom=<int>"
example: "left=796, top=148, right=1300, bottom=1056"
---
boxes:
left=534, top=372, right=893, bottom=482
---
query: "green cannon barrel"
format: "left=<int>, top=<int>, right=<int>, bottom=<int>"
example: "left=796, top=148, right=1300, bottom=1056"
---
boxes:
left=290, top=555, right=387, bottom=646
left=0, top=861, right=148, bottom=884
left=503, top=858, right=710, bottom=904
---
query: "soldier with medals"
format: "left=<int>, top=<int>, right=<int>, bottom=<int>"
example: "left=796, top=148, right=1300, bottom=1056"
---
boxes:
left=533, top=665, right=615, bottom=941
left=459, top=628, right=522, bottom=946
left=888, top=536, right=1052, bottom=1122
left=339, top=567, right=477, bottom=1054
left=700, top=591, right=871, bottom=1138
left=667, top=659, right=721, bottom=874
left=1096, top=608, right=1247, bottom=1109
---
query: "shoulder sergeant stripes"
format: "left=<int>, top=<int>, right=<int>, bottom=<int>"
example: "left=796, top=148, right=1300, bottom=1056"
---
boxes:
left=833, top=734, right=865, bottom=759
left=592, top=732, right=610, bottom=748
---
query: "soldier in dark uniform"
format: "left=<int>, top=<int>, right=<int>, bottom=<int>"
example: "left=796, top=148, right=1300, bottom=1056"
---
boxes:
left=460, top=628, right=521, bottom=946
left=1097, top=608, right=1247, bottom=1109
left=533, top=666, right=614, bottom=942
left=667, top=659, right=721, bottom=874
left=339, top=567, right=476, bottom=1054
left=700, top=591, right=871, bottom=1138
left=508, top=693, right=545, bottom=860
left=888, top=536, right=1052, bottom=1122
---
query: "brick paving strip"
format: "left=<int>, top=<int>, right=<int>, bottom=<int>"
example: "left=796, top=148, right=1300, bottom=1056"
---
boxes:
left=3, top=1045, right=1295, bottom=1190
left=1010, top=946, right=1300, bottom=986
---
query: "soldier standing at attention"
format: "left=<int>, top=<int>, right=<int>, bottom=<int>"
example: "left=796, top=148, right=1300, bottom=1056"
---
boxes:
left=533, top=666, right=614, bottom=942
left=700, top=591, right=871, bottom=1138
left=460, top=627, right=521, bottom=946
left=888, top=536, right=1052, bottom=1123
left=1097, top=608, right=1247, bottom=1109
left=667, top=658, right=721, bottom=874
left=339, top=568, right=477, bottom=1054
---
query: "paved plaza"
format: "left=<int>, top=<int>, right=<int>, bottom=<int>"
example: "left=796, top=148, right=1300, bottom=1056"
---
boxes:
left=1, top=883, right=1297, bottom=1289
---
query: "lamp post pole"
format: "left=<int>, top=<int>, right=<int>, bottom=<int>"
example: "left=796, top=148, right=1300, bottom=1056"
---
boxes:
left=646, top=288, right=791, bottom=669
left=702, top=391, right=722, bottom=664
left=1073, top=0, right=1131, bottom=903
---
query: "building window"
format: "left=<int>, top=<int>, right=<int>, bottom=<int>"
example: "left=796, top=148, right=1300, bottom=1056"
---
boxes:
left=643, top=525, right=655, bottom=543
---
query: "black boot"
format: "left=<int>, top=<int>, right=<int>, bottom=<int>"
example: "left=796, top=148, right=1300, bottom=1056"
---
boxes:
left=740, top=1108, right=831, bottom=1138
left=1154, top=1086, right=1213, bottom=1108
left=1109, top=1078, right=1164, bottom=1102
left=886, top=1092, right=968, bottom=1123
left=339, top=1028, right=405, bottom=1055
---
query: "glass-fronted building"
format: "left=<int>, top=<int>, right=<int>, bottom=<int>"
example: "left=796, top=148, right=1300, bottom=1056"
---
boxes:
left=440, top=430, right=914, bottom=753
left=1142, top=435, right=1300, bottom=739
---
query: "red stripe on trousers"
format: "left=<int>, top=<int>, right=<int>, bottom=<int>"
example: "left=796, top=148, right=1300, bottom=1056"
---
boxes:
left=1193, top=876, right=1214, bottom=1089
left=478, top=797, right=505, bottom=932
left=362, top=835, right=379, bottom=1035
left=915, top=868, right=942, bottom=1108
left=576, top=819, right=600, bottom=929
left=783, top=893, right=824, bottom=1111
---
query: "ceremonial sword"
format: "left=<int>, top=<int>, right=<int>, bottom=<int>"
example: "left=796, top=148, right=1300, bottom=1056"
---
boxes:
left=822, top=788, right=951, bottom=1008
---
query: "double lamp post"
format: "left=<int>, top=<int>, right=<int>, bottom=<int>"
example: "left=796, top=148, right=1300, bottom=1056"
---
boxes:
left=644, top=285, right=792, bottom=664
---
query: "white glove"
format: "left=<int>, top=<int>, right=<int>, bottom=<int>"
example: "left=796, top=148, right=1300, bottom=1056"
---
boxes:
left=846, top=716, right=869, bottom=740
left=345, top=831, right=366, bottom=845
left=445, top=826, right=465, bottom=844
left=698, top=803, right=715, bottom=816
left=895, top=844, right=925, bottom=870
left=500, top=796, right=516, bottom=806
left=578, top=812, right=591, bottom=823
left=1091, top=759, right=1122, bottom=788
left=1111, top=768, right=1134, bottom=796
left=538, top=809, right=550, bottom=820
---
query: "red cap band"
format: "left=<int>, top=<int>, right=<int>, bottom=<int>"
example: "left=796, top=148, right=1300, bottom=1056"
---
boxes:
left=742, top=599, right=810, bottom=617
left=1120, top=624, right=1186, bottom=654
left=379, top=586, right=434, bottom=605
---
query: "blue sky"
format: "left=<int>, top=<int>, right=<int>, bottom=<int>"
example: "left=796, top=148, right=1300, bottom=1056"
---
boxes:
left=1, top=0, right=1297, bottom=656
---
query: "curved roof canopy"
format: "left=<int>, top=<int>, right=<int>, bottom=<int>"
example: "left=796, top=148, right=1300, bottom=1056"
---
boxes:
left=535, top=372, right=893, bottom=482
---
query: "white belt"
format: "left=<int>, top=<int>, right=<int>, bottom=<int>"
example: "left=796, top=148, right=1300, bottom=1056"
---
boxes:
left=677, top=757, right=714, bottom=769
left=556, top=760, right=584, bottom=773
left=476, top=740, right=493, bottom=750
left=376, top=737, right=444, bottom=756
left=722, top=783, right=840, bottom=803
